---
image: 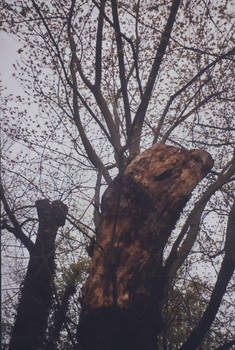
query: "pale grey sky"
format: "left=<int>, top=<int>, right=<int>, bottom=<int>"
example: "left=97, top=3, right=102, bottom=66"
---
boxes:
left=0, top=31, right=22, bottom=95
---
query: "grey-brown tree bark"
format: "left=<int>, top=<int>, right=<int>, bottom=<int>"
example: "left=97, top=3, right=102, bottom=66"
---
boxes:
left=5, top=199, right=68, bottom=350
left=79, top=143, right=214, bottom=350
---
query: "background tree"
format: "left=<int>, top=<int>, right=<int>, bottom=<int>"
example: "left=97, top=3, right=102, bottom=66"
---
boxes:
left=1, top=0, right=234, bottom=349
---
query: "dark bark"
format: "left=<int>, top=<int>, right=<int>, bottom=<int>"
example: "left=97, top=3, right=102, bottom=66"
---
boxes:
left=9, top=199, right=68, bottom=350
left=45, top=281, right=76, bottom=350
left=95, top=0, right=105, bottom=88
left=78, top=143, right=213, bottom=350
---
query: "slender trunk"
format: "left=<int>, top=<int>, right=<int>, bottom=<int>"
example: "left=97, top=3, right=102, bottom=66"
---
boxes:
left=9, top=200, right=68, bottom=350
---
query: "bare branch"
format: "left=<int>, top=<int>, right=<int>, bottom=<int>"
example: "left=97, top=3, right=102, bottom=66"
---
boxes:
left=71, top=78, right=112, bottom=184
left=111, top=0, right=132, bottom=138
left=31, top=0, right=120, bottom=165
left=95, top=0, right=106, bottom=87
left=153, top=47, right=235, bottom=143
left=92, top=0, right=144, bottom=107
left=130, top=0, right=181, bottom=157
left=161, top=90, right=226, bottom=144
left=0, top=183, right=34, bottom=252
left=67, top=1, right=122, bottom=159
left=93, top=170, right=102, bottom=229
left=133, top=0, right=143, bottom=98
left=66, top=1, right=112, bottom=183
left=164, top=155, right=235, bottom=290
left=179, top=201, right=235, bottom=350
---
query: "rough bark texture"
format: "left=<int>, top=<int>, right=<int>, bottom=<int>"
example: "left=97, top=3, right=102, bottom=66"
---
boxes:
left=9, top=199, right=68, bottom=350
left=79, top=143, right=214, bottom=350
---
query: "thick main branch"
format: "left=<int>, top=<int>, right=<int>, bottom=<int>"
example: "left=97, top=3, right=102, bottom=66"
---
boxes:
left=130, top=0, right=181, bottom=157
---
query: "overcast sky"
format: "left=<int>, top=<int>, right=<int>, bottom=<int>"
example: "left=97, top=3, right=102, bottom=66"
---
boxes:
left=0, top=31, right=22, bottom=95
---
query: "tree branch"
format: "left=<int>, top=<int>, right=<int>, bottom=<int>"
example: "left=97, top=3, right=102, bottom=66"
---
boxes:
left=95, top=0, right=106, bottom=87
left=161, top=90, right=226, bottom=144
left=67, top=6, right=122, bottom=162
left=179, top=200, right=235, bottom=350
left=130, top=0, right=181, bottom=157
left=111, top=0, right=132, bottom=138
left=164, top=154, right=235, bottom=289
left=66, top=0, right=112, bottom=183
left=133, top=0, right=143, bottom=98
left=153, top=47, right=235, bottom=143
left=92, top=0, right=144, bottom=115
left=93, top=170, right=102, bottom=229
left=71, top=75, right=112, bottom=184
left=0, top=183, right=34, bottom=252
left=32, top=0, right=120, bottom=165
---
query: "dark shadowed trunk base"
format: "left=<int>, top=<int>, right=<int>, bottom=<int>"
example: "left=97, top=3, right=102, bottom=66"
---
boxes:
left=79, top=307, right=159, bottom=350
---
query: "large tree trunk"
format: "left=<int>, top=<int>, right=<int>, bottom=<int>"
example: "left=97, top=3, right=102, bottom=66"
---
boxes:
left=79, top=143, right=214, bottom=350
left=9, top=199, right=68, bottom=350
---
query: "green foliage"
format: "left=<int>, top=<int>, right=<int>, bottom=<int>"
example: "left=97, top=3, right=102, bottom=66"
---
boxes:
left=159, top=279, right=232, bottom=349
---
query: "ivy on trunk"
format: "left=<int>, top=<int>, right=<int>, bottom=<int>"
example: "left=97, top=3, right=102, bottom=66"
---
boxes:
left=9, top=199, right=68, bottom=350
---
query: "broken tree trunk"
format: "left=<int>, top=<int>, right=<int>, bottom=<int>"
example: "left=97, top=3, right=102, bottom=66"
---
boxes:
left=9, top=199, right=68, bottom=350
left=79, top=143, right=214, bottom=350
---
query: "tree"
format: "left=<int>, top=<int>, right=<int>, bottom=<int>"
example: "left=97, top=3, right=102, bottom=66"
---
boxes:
left=158, top=277, right=234, bottom=349
left=0, top=192, right=68, bottom=350
left=1, top=0, right=234, bottom=349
